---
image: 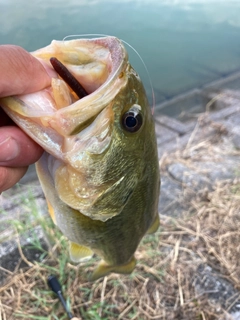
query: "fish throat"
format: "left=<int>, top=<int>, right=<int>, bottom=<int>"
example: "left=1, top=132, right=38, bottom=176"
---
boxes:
left=50, top=57, right=88, bottom=99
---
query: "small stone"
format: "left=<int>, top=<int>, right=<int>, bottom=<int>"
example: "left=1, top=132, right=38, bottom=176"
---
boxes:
left=231, top=132, right=240, bottom=150
left=168, top=163, right=211, bottom=191
left=194, top=264, right=240, bottom=314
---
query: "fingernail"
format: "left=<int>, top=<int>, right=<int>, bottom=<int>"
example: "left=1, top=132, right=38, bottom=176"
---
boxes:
left=0, top=136, right=20, bottom=162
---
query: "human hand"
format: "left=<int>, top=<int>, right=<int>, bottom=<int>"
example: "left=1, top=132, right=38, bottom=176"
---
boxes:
left=0, top=45, right=53, bottom=193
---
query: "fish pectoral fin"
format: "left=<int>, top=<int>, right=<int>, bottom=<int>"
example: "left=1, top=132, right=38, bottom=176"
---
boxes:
left=46, top=200, right=57, bottom=225
left=147, top=214, right=160, bottom=234
left=90, top=256, right=136, bottom=281
left=69, top=242, right=94, bottom=262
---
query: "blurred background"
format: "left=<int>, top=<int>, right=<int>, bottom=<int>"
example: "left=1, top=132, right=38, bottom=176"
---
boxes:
left=1, top=0, right=240, bottom=113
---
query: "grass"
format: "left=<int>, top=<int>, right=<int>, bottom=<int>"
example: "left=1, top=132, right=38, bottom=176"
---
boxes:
left=1, top=122, right=240, bottom=319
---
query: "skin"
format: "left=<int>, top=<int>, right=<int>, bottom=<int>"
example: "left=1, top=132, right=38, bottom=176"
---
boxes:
left=0, top=45, right=54, bottom=193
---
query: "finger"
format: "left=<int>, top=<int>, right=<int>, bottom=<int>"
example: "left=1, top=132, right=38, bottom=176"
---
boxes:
left=0, top=166, right=27, bottom=193
left=0, top=45, right=51, bottom=97
left=0, top=126, right=43, bottom=167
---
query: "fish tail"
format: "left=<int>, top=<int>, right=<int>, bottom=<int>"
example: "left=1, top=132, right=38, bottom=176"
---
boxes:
left=90, top=256, right=136, bottom=281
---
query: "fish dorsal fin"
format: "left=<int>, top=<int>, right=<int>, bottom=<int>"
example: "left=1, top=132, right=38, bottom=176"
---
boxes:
left=69, top=242, right=93, bottom=262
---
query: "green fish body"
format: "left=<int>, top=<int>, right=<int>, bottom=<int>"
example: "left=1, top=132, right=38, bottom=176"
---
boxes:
left=1, top=37, right=160, bottom=280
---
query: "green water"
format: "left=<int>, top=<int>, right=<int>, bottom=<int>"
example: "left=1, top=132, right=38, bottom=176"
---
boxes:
left=1, top=0, right=240, bottom=105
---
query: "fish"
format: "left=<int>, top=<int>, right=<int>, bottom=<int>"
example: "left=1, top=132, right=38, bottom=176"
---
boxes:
left=0, top=36, right=160, bottom=280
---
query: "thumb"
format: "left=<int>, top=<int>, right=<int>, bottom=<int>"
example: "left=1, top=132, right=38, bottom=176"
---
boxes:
left=0, top=45, right=51, bottom=97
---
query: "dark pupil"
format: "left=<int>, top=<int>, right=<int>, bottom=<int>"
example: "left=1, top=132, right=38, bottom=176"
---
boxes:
left=125, top=115, right=137, bottom=128
left=122, top=109, right=142, bottom=133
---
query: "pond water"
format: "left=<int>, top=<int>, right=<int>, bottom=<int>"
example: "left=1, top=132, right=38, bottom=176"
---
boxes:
left=1, top=0, right=240, bottom=107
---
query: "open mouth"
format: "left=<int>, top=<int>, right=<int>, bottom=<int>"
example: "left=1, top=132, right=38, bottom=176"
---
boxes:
left=32, top=37, right=128, bottom=137
left=0, top=37, right=128, bottom=158
left=50, top=57, right=89, bottom=99
left=49, top=56, right=98, bottom=135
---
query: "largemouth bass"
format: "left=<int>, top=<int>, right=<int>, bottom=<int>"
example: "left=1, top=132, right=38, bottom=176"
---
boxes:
left=1, top=37, right=160, bottom=280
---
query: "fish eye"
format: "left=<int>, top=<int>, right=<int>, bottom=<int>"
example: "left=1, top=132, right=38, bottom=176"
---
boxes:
left=122, top=109, right=143, bottom=133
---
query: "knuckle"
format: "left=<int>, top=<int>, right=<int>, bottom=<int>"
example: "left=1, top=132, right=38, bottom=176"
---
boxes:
left=0, top=166, right=27, bottom=193
left=0, top=167, right=10, bottom=192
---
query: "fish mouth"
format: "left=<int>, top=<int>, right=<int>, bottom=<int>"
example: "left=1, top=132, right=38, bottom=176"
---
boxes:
left=1, top=37, right=129, bottom=159
left=33, top=37, right=129, bottom=137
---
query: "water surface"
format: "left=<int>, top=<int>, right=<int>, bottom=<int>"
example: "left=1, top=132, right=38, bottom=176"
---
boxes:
left=1, top=0, right=240, bottom=106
